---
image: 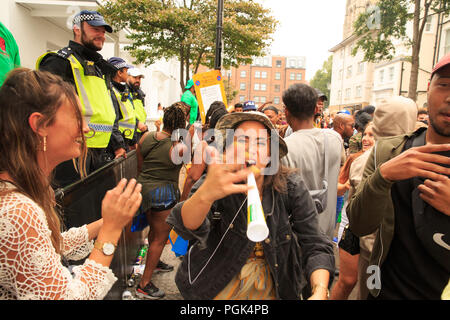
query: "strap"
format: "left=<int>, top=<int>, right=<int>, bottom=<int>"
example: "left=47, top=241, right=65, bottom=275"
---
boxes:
left=322, top=131, right=329, bottom=183
left=412, top=129, right=427, bottom=148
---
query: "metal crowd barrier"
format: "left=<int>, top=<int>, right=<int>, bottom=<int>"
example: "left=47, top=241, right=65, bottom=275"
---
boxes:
left=55, top=150, right=143, bottom=300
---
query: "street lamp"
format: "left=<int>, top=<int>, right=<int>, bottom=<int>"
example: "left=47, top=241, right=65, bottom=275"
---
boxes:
left=214, top=0, right=224, bottom=70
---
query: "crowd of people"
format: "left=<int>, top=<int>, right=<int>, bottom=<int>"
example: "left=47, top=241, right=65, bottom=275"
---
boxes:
left=0, top=9, right=449, bottom=301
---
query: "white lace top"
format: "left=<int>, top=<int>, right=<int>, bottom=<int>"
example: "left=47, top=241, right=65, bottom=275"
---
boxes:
left=0, top=183, right=117, bottom=300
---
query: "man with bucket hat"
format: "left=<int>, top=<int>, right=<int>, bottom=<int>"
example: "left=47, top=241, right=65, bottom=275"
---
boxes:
left=37, top=10, right=123, bottom=186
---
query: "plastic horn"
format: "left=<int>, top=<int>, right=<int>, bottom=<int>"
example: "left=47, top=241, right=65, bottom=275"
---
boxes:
left=246, top=161, right=269, bottom=242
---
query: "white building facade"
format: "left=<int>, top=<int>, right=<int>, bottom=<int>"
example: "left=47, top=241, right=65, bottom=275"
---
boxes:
left=1, top=0, right=183, bottom=120
left=329, top=0, right=444, bottom=113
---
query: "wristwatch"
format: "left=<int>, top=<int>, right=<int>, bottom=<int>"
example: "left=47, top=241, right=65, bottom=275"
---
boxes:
left=94, top=240, right=117, bottom=256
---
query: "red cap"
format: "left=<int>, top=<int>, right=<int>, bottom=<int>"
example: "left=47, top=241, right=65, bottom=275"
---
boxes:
left=432, top=53, right=450, bottom=78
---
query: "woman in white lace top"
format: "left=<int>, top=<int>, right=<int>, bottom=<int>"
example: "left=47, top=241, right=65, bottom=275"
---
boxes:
left=0, top=68, right=142, bottom=299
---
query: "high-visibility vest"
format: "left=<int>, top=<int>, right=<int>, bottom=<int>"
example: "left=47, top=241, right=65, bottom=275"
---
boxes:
left=132, top=92, right=147, bottom=133
left=36, top=51, right=116, bottom=149
left=111, top=86, right=136, bottom=139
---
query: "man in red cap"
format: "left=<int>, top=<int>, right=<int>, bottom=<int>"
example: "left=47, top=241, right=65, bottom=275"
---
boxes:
left=347, top=53, right=450, bottom=300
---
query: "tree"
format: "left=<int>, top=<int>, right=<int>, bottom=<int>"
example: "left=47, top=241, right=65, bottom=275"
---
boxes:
left=310, top=55, right=333, bottom=108
left=352, top=0, right=449, bottom=101
left=100, top=0, right=277, bottom=90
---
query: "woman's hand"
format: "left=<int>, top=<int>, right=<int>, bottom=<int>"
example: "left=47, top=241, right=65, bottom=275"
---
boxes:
left=197, top=146, right=252, bottom=204
left=181, top=146, right=252, bottom=231
left=101, top=178, right=142, bottom=232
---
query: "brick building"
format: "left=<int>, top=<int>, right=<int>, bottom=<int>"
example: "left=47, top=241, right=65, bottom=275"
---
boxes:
left=226, top=55, right=307, bottom=110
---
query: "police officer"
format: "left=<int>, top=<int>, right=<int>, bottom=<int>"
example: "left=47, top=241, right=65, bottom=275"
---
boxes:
left=127, top=67, right=148, bottom=141
left=107, top=57, right=139, bottom=150
left=37, top=10, right=126, bottom=187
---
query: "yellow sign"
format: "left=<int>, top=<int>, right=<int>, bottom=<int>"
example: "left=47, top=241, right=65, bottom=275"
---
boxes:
left=192, top=70, right=228, bottom=124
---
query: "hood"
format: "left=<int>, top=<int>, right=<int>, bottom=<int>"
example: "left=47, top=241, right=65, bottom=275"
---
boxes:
left=372, top=96, right=418, bottom=139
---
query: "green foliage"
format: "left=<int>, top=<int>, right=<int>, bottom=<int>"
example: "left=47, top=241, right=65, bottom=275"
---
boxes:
left=310, top=55, right=332, bottom=108
left=352, top=0, right=411, bottom=62
left=100, top=0, right=277, bottom=89
left=352, top=0, right=449, bottom=62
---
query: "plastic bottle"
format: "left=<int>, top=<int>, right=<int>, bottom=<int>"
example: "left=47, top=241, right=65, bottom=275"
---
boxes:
left=135, top=243, right=149, bottom=265
left=122, top=290, right=134, bottom=300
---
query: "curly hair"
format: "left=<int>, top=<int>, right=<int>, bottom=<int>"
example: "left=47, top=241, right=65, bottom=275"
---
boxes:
left=163, top=102, right=188, bottom=133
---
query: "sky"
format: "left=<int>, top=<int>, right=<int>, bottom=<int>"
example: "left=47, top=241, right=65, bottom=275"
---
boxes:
left=255, top=0, right=347, bottom=81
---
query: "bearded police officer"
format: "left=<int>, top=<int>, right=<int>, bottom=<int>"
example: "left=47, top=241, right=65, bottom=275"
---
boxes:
left=37, top=10, right=125, bottom=187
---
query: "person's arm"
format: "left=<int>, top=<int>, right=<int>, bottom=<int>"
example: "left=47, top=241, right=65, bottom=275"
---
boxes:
left=136, top=131, right=150, bottom=174
left=60, top=219, right=103, bottom=261
left=288, top=174, right=334, bottom=298
left=3, top=179, right=141, bottom=300
left=108, top=90, right=127, bottom=158
left=38, top=54, right=75, bottom=87
left=348, top=143, right=450, bottom=236
left=309, top=269, right=330, bottom=300
left=180, top=141, right=208, bottom=201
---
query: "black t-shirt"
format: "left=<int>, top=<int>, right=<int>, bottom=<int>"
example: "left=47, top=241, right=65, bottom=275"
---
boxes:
left=375, top=134, right=450, bottom=300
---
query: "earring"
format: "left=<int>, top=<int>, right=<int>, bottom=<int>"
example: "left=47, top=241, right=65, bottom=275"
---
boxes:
left=43, top=136, right=47, bottom=152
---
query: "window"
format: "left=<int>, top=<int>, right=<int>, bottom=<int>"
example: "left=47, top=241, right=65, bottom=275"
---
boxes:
left=389, top=66, right=395, bottom=81
left=261, top=71, right=268, bottom=79
left=254, top=96, right=260, bottom=103
left=254, top=83, right=260, bottom=91
left=297, top=73, right=302, bottom=81
left=255, top=58, right=263, bottom=66
left=240, top=82, right=246, bottom=90
left=255, top=71, right=261, bottom=78
left=239, top=95, right=245, bottom=102
left=260, top=83, right=267, bottom=91
left=355, top=85, right=362, bottom=98
left=275, top=72, right=281, bottom=80
left=445, top=29, right=450, bottom=55
left=260, top=96, right=266, bottom=103
left=345, top=88, right=351, bottom=100
left=347, top=66, right=353, bottom=78
left=273, top=97, right=280, bottom=104
left=357, top=62, right=364, bottom=74
left=289, top=59, right=296, bottom=68
left=276, top=60, right=282, bottom=68
left=379, top=69, right=385, bottom=83
left=274, top=84, right=280, bottom=92
left=425, top=16, right=433, bottom=32
left=240, top=71, right=246, bottom=78
left=290, top=73, right=295, bottom=80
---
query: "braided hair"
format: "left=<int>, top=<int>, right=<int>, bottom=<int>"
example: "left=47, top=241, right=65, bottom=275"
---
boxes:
left=163, top=102, right=187, bottom=133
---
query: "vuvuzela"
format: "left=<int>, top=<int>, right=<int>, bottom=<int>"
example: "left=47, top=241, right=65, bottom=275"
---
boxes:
left=246, top=170, right=269, bottom=242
